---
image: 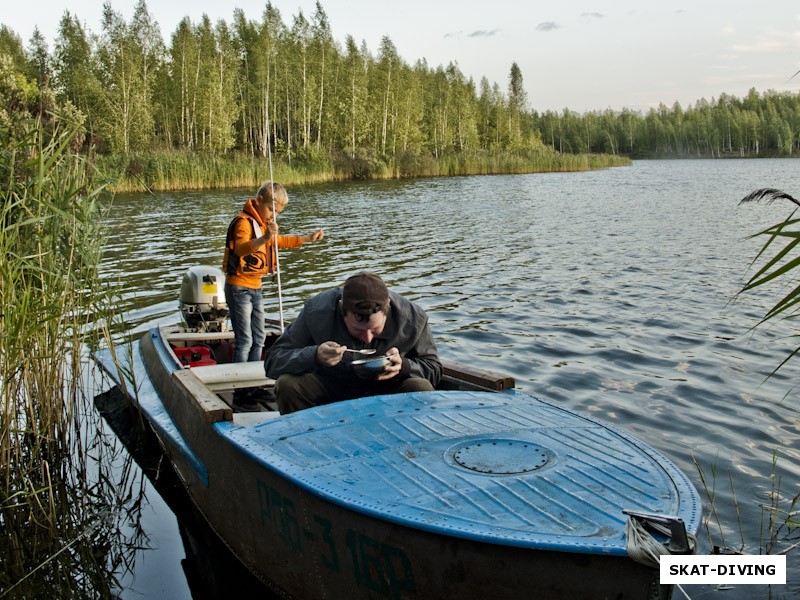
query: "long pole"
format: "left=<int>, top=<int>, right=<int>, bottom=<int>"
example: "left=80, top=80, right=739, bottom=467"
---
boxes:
left=266, top=99, right=285, bottom=332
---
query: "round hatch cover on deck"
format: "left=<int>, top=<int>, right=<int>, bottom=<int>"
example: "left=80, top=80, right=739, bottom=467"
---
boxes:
left=453, top=439, right=551, bottom=474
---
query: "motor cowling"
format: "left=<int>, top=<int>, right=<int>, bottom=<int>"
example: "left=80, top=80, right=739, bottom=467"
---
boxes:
left=179, top=266, right=228, bottom=332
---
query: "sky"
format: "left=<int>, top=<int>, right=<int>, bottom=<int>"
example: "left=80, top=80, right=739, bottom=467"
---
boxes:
left=3, top=0, right=800, bottom=114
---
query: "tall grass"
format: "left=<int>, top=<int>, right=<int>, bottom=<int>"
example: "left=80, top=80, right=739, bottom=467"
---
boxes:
left=0, top=115, right=130, bottom=597
left=95, top=147, right=631, bottom=193
left=95, top=150, right=344, bottom=193
left=693, top=453, right=799, bottom=558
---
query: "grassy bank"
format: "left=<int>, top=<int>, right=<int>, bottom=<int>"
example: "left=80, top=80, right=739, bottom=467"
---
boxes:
left=96, top=148, right=631, bottom=193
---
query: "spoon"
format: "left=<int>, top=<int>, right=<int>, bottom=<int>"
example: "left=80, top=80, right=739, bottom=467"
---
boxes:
left=343, top=348, right=377, bottom=355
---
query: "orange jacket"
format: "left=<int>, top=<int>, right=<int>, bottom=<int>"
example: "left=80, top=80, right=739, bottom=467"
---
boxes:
left=223, top=198, right=304, bottom=289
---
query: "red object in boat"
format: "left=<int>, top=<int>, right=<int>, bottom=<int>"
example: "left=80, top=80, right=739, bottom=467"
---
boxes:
left=173, top=345, right=216, bottom=367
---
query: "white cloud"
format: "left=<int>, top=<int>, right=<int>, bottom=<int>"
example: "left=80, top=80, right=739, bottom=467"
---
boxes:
left=536, top=22, right=560, bottom=32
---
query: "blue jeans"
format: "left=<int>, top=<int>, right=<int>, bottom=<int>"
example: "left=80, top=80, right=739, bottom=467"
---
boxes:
left=225, top=283, right=265, bottom=362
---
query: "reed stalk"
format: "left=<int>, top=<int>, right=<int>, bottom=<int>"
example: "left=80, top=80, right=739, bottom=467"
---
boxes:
left=686, top=188, right=800, bottom=586
left=0, top=114, right=135, bottom=597
left=693, top=451, right=800, bottom=562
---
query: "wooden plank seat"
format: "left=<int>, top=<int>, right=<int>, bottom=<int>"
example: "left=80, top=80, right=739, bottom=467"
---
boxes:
left=164, top=330, right=235, bottom=343
left=189, top=359, right=512, bottom=393
left=190, top=362, right=275, bottom=392
left=440, top=360, right=515, bottom=391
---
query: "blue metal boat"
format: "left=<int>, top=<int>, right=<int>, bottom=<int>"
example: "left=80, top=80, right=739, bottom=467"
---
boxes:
left=95, top=319, right=700, bottom=600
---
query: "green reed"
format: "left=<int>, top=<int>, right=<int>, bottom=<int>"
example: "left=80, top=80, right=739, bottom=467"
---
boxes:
left=689, top=188, right=800, bottom=595
left=693, top=452, right=799, bottom=561
left=0, top=115, right=135, bottom=597
left=95, top=150, right=343, bottom=193
left=95, top=147, right=630, bottom=193
left=732, top=188, right=800, bottom=555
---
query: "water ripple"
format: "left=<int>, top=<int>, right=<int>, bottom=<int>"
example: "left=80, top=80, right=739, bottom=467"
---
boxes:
left=102, top=161, right=800, bottom=597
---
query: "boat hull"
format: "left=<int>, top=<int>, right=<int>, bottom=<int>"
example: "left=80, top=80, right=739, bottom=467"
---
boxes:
left=96, top=327, right=698, bottom=599
left=187, top=452, right=667, bottom=599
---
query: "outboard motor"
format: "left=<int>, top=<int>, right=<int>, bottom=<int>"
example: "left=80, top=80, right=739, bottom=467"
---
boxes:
left=179, top=266, right=228, bottom=332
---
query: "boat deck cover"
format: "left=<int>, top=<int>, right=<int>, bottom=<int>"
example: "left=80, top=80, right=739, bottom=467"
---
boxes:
left=221, top=390, right=700, bottom=555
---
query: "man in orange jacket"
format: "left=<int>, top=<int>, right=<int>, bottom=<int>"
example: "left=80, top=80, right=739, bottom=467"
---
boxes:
left=223, top=181, right=323, bottom=410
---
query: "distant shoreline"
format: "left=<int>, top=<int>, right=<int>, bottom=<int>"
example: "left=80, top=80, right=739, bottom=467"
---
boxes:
left=96, top=150, right=632, bottom=194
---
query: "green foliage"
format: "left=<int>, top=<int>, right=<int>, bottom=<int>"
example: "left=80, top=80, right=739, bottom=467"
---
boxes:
left=0, top=108, right=129, bottom=597
left=536, top=90, right=800, bottom=158
left=93, top=149, right=341, bottom=191
left=2, top=2, right=557, bottom=166
left=0, top=53, right=42, bottom=135
left=53, top=12, right=102, bottom=143
left=91, top=146, right=629, bottom=192
left=91, top=1, right=164, bottom=154
left=0, top=25, right=27, bottom=73
left=738, top=188, right=800, bottom=374
left=14, top=1, right=797, bottom=173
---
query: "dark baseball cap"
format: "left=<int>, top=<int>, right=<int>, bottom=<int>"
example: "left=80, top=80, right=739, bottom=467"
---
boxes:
left=341, top=272, right=389, bottom=315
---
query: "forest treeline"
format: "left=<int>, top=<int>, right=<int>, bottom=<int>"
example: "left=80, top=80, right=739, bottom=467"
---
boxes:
left=536, top=89, right=800, bottom=159
left=1, top=0, right=797, bottom=189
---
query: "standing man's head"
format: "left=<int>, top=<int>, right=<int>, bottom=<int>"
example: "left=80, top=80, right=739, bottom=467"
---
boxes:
left=340, top=272, right=390, bottom=344
left=255, top=181, right=288, bottom=223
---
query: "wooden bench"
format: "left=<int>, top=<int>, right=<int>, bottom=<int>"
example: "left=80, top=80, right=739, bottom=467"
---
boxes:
left=189, top=359, right=511, bottom=393
left=190, top=362, right=275, bottom=392
left=165, top=330, right=235, bottom=343
left=232, top=411, right=282, bottom=426
left=440, top=360, right=515, bottom=391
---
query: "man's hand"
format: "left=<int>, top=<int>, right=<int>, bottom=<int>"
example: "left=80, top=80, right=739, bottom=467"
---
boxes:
left=315, top=341, right=345, bottom=367
left=375, top=347, right=402, bottom=381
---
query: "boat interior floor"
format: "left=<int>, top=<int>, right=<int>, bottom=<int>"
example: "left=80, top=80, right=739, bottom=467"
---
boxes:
left=217, top=389, right=279, bottom=413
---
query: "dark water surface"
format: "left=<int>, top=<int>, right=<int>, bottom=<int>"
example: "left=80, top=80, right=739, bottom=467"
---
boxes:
left=97, top=159, right=800, bottom=598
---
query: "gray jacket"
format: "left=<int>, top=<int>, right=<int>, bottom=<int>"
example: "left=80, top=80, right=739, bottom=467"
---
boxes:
left=264, top=288, right=442, bottom=386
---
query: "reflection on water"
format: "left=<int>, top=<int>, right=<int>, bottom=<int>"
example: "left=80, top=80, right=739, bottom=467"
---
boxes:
left=0, top=387, right=151, bottom=598
left=94, top=388, right=279, bottom=600
left=98, top=160, right=800, bottom=598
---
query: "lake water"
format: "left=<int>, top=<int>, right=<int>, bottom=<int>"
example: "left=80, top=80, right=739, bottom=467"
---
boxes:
left=97, top=159, right=800, bottom=599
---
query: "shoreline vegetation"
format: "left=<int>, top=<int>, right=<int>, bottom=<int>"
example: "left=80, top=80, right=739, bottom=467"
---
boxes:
left=98, top=149, right=632, bottom=194
left=4, top=0, right=799, bottom=199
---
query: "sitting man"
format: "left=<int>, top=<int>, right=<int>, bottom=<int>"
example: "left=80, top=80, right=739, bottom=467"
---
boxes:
left=264, top=272, right=442, bottom=414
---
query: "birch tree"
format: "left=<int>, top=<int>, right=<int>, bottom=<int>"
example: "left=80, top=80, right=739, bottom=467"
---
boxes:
left=232, top=9, right=258, bottom=155
left=167, top=17, right=199, bottom=149
left=54, top=12, right=102, bottom=138
left=256, top=3, right=286, bottom=157
left=96, top=0, right=162, bottom=153
left=207, top=20, right=240, bottom=153
left=341, top=35, right=369, bottom=157
left=507, top=61, right=526, bottom=148
left=376, top=36, right=399, bottom=155
left=310, top=2, right=334, bottom=151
